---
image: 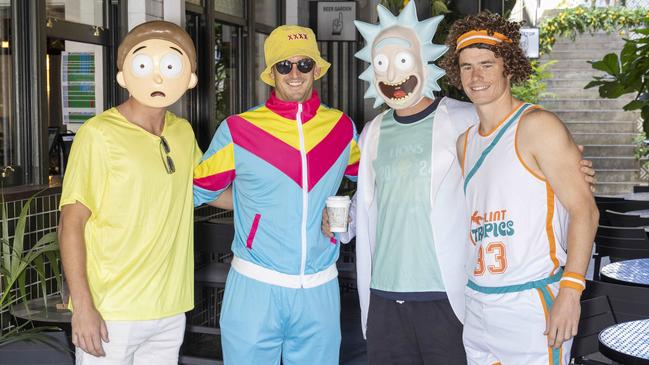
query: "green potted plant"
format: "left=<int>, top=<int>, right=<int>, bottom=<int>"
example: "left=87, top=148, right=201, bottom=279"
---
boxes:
left=0, top=170, right=72, bottom=363
left=585, top=22, right=649, bottom=174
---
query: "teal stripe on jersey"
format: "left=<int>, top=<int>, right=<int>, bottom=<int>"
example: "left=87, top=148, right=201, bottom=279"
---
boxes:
left=463, top=103, right=533, bottom=192
left=466, top=269, right=562, bottom=294
left=539, top=286, right=562, bottom=365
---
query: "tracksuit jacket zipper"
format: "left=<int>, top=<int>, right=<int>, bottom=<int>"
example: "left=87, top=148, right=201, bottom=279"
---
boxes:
left=296, top=103, right=308, bottom=287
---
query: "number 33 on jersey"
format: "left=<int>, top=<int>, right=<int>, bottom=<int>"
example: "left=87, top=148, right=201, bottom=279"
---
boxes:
left=471, top=209, right=513, bottom=276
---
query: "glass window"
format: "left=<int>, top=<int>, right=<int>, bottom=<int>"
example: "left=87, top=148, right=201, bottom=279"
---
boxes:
left=186, top=0, right=202, bottom=5
left=0, top=2, right=17, bottom=179
left=182, top=11, right=201, bottom=131
left=255, top=33, right=270, bottom=105
left=213, top=0, right=245, bottom=18
left=46, top=39, right=104, bottom=176
left=46, top=0, right=104, bottom=27
left=47, top=40, right=104, bottom=130
left=214, top=22, right=242, bottom=131
left=255, top=0, right=278, bottom=27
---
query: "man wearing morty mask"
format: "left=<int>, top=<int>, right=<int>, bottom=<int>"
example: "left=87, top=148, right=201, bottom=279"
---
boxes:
left=58, top=21, right=200, bottom=364
left=322, top=2, right=594, bottom=363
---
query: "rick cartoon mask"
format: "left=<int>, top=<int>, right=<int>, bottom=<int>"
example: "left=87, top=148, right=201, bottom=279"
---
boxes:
left=354, top=1, right=447, bottom=110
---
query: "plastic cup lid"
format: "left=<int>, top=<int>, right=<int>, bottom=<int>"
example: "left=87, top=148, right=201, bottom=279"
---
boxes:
left=327, top=195, right=350, bottom=201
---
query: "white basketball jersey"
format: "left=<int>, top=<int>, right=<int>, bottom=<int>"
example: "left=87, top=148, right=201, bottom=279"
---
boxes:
left=462, top=103, right=568, bottom=287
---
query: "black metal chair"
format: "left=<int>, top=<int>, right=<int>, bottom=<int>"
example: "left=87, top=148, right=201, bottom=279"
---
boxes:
left=593, top=225, right=649, bottom=280
left=595, top=195, right=625, bottom=204
left=633, top=185, right=649, bottom=193
left=571, top=296, right=617, bottom=365
left=596, top=200, right=649, bottom=225
left=604, top=209, right=649, bottom=227
left=338, top=239, right=357, bottom=292
left=180, top=221, right=234, bottom=365
left=597, top=200, right=649, bottom=212
left=583, top=279, right=649, bottom=323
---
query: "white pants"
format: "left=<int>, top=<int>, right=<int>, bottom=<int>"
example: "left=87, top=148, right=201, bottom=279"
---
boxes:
left=463, top=283, right=572, bottom=365
left=76, top=313, right=185, bottom=365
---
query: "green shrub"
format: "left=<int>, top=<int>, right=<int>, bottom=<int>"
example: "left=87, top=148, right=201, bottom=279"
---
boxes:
left=539, top=6, right=648, bottom=55
left=512, top=60, right=556, bottom=104
left=0, top=186, right=62, bottom=347
left=585, top=23, right=649, bottom=133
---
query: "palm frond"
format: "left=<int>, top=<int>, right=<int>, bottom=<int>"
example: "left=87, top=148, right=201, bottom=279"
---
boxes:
left=0, top=189, right=62, bottom=348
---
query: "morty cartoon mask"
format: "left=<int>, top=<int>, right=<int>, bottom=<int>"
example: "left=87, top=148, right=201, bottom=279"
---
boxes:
left=354, top=1, right=447, bottom=109
left=117, top=38, right=197, bottom=108
left=115, top=21, right=198, bottom=108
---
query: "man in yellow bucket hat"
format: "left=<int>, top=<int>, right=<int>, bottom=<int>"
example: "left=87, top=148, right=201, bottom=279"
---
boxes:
left=259, top=25, right=330, bottom=88
left=193, top=24, right=360, bottom=364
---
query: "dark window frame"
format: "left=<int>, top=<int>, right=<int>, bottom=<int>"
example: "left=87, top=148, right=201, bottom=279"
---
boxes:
left=8, top=0, right=286, bottom=188
left=185, top=0, right=284, bottom=150
left=9, top=0, right=124, bottom=189
left=186, top=0, right=213, bottom=148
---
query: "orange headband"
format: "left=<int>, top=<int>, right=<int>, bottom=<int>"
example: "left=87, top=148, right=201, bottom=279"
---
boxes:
left=456, top=30, right=512, bottom=51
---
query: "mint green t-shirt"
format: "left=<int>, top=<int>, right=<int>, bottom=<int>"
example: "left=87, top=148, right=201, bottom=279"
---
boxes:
left=370, top=108, right=445, bottom=294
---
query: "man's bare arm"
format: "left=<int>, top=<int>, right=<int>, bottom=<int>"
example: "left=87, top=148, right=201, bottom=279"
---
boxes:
left=59, top=203, right=109, bottom=357
left=518, top=109, right=599, bottom=349
left=207, top=186, right=233, bottom=210
left=457, top=130, right=468, bottom=174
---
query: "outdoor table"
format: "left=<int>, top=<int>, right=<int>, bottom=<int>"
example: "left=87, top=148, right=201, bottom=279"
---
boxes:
left=10, top=294, right=71, bottom=327
left=600, top=258, right=649, bottom=288
left=599, top=319, right=649, bottom=365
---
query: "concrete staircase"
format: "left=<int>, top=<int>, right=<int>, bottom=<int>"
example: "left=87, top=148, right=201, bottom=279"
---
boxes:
left=539, top=32, right=642, bottom=195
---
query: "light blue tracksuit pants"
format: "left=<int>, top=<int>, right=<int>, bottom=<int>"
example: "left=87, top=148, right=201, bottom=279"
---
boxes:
left=220, top=269, right=341, bottom=365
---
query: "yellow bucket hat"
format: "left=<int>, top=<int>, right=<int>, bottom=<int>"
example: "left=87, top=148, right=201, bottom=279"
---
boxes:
left=261, top=25, right=331, bottom=87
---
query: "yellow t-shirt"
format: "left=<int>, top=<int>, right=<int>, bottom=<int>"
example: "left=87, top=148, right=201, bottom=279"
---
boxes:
left=60, top=108, right=201, bottom=320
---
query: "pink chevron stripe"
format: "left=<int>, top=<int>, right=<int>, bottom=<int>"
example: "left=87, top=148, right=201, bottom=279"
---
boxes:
left=306, top=115, right=353, bottom=191
left=247, top=214, right=261, bottom=249
left=344, top=161, right=359, bottom=177
left=227, top=115, right=303, bottom=187
left=193, top=169, right=235, bottom=191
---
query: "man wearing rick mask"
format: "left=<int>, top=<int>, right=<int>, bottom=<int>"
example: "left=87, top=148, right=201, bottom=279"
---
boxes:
left=58, top=21, right=200, bottom=364
left=341, top=4, right=474, bottom=362
left=324, top=2, right=594, bottom=363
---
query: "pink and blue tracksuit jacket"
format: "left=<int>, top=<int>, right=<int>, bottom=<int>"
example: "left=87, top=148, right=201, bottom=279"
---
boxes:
left=193, top=91, right=359, bottom=278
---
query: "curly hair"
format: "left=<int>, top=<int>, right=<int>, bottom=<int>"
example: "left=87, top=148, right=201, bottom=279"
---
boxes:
left=439, top=12, right=531, bottom=89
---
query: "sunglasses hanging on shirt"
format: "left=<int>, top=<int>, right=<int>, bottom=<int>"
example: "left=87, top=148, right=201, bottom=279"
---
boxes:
left=159, top=136, right=176, bottom=174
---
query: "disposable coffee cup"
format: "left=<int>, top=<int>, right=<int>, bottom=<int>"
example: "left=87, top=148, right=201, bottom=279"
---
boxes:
left=326, top=196, right=351, bottom=233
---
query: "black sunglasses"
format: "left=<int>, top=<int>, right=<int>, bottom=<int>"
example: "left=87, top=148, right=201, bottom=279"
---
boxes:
left=159, top=136, right=176, bottom=174
left=274, top=58, right=315, bottom=75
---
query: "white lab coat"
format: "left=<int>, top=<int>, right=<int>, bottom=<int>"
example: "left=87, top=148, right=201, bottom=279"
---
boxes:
left=342, top=97, right=479, bottom=338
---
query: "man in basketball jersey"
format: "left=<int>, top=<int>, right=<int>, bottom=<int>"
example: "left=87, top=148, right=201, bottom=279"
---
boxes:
left=441, top=12, right=599, bottom=365
left=320, top=3, right=596, bottom=363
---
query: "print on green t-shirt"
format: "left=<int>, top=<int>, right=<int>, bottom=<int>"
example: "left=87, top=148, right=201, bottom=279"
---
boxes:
left=371, top=110, right=445, bottom=293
